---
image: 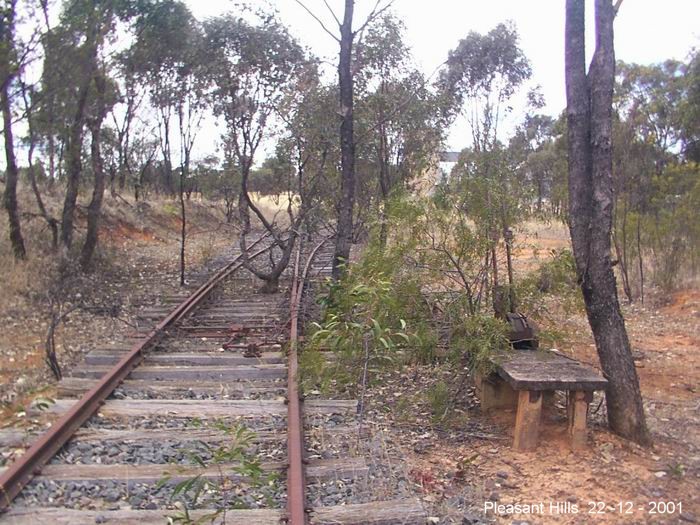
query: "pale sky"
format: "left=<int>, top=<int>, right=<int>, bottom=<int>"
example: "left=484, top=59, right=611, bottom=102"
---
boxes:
left=189, top=0, right=700, bottom=155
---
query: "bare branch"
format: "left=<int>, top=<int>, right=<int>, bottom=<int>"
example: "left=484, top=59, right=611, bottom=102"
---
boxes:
left=353, top=0, right=395, bottom=38
left=613, top=0, right=624, bottom=17
left=322, top=0, right=342, bottom=27
left=293, top=0, right=340, bottom=42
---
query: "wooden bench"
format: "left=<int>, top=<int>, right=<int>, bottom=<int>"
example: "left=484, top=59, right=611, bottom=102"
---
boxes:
left=475, top=350, right=608, bottom=451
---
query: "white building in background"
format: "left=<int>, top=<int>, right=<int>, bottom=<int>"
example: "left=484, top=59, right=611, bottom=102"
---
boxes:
left=439, top=151, right=461, bottom=179
left=412, top=151, right=462, bottom=196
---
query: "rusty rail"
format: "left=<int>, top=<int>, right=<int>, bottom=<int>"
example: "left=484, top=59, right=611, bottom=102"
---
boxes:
left=286, top=237, right=329, bottom=525
left=0, top=235, right=270, bottom=510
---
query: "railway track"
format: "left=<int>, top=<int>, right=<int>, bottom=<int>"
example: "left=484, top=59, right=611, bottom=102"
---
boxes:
left=0, top=234, right=426, bottom=524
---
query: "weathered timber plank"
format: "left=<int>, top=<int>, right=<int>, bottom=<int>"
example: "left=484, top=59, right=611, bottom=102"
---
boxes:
left=190, top=310, right=280, bottom=316
left=32, top=399, right=357, bottom=418
left=57, top=378, right=285, bottom=397
left=0, top=457, right=367, bottom=484
left=176, top=330, right=280, bottom=339
left=68, top=364, right=287, bottom=380
left=0, top=429, right=34, bottom=448
left=177, top=325, right=280, bottom=333
left=181, top=318, right=281, bottom=325
left=513, top=390, right=542, bottom=451
left=495, top=350, right=608, bottom=391
left=84, top=351, right=283, bottom=366
left=0, top=508, right=282, bottom=525
left=68, top=424, right=359, bottom=445
left=311, top=498, right=427, bottom=525
left=71, top=428, right=283, bottom=443
left=567, top=390, right=589, bottom=450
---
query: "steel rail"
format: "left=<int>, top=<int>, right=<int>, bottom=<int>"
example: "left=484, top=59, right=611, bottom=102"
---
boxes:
left=286, top=237, right=330, bottom=525
left=0, top=234, right=271, bottom=511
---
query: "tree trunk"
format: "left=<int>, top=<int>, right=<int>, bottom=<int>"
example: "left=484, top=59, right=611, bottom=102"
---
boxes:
left=565, top=0, right=650, bottom=445
left=60, top=79, right=91, bottom=250
left=1, top=80, right=26, bottom=259
left=333, top=0, right=356, bottom=280
left=47, top=113, right=56, bottom=182
left=613, top=197, right=632, bottom=302
left=1, top=0, right=26, bottom=260
left=536, top=176, right=544, bottom=212
left=377, top=79, right=391, bottom=249
left=378, top=123, right=389, bottom=249
left=60, top=11, right=101, bottom=249
left=237, top=160, right=299, bottom=294
left=23, top=85, right=59, bottom=251
left=636, top=218, right=644, bottom=304
left=80, top=75, right=108, bottom=271
left=504, top=228, right=516, bottom=312
left=179, top=169, right=186, bottom=286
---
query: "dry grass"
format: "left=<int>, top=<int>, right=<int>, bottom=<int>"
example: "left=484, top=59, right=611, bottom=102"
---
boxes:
left=0, top=182, right=239, bottom=416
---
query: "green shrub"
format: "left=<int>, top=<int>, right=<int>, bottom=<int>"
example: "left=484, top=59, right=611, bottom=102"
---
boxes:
left=450, top=315, right=511, bottom=375
left=517, top=248, right=583, bottom=316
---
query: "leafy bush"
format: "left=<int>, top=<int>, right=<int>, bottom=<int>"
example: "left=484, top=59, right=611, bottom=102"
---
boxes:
left=301, top=215, right=441, bottom=393
left=450, top=315, right=511, bottom=376
left=533, top=248, right=578, bottom=293
left=517, top=248, right=583, bottom=315
left=304, top=274, right=414, bottom=395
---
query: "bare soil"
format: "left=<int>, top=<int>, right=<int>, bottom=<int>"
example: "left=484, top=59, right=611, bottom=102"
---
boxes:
left=2, top=198, right=697, bottom=524
left=360, top=222, right=699, bottom=524
left=0, top=192, right=238, bottom=438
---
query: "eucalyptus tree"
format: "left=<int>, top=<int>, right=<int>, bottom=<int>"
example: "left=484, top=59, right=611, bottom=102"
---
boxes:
left=565, top=0, right=649, bottom=444
left=80, top=69, right=117, bottom=270
left=439, top=22, right=531, bottom=301
left=29, top=0, right=148, bottom=252
left=295, top=0, right=396, bottom=279
left=274, top=70, right=338, bottom=231
left=171, top=22, right=208, bottom=286
left=439, top=23, right=531, bottom=153
left=130, top=0, right=202, bottom=198
left=21, top=81, right=60, bottom=250
left=509, top=113, right=556, bottom=213
left=108, top=52, right=149, bottom=193
left=130, top=0, right=208, bottom=284
left=683, top=49, right=700, bottom=162
left=616, top=60, right=686, bottom=162
left=355, top=13, right=442, bottom=247
left=204, top=12, right=306, bottom=293
left=49, top=0, right=114, bottom=250
left=1, top=0, right=29, bottom=259
left=611, top=57, right=700, bottom=298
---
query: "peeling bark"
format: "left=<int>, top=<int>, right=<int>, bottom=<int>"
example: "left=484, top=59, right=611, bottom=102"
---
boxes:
left=565, top=0, right=649, bottom=445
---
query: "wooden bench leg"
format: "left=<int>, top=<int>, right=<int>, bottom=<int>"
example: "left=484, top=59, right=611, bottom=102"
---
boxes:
left=513, top=390, right=542, bottom=451
left=567, top=391, right=590, bottom=450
